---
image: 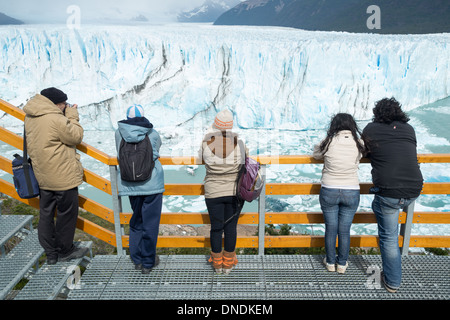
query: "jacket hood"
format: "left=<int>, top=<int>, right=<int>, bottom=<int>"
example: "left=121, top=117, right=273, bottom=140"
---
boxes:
left=117, top=117, right=153, bottom=143
left=23, top=94, right=63, bottom=117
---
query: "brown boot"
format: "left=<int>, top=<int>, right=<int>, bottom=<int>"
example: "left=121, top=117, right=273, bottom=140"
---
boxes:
left=222, top=250, right=238, bottom=275
left=208, top=251, right=223, bottom=274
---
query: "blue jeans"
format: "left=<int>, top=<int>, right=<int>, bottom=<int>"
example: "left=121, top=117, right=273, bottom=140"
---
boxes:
left=129, top=193, right=163, bottom=268
left=319, top=187, right=360, bottom=266
left=371, top=195, right=416, bottom=289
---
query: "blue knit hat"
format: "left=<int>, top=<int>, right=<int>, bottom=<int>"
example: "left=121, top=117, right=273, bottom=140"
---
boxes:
left=126, top=104, right=144, bottom=119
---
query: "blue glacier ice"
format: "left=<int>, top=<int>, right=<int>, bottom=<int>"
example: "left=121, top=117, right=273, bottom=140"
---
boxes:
left=0, top=24, right=449, bottom=241
left=0, top=24, right=449, bottom=132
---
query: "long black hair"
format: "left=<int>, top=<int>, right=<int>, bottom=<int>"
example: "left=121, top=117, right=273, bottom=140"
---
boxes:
left=372, top=97, right=409, bottom=124
left=319, top=113, right=365, bottom=155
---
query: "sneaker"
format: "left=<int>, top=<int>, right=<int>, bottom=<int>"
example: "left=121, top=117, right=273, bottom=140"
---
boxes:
left=58, top=246, right=89, bottom=262
left=336, top=262, right=348, bottom=274
left=141, top=267, right=152, bottom=274
left=323, top=257, right=335, bottom=272
left=141, top=255, right=160, bottom=274
left=381, top=273, right=398, bottom=293
left=130, top=256, right=142, bottom=270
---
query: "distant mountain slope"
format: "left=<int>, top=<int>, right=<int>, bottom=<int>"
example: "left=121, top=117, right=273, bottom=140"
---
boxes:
left=0, top=12, right=24, bottom=25
left=178, top=0, right=241, bottom=23
left=214, top=0, right=450, bottom=34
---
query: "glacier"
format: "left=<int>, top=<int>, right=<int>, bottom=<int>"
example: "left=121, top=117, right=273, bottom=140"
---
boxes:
left=0, top=24, right=449, bottom=133
left=0, top=24, right=449, bottom=241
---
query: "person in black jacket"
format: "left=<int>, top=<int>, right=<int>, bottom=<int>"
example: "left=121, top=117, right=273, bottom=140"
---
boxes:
left=362, top=97, right=423, bottom=293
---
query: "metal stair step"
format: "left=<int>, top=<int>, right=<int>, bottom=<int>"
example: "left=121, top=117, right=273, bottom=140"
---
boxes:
left=14, top=241, right=93, bottom=300
left=0, top=215, right=34, bottom=249
left=0, top=230, right=44, bottom=300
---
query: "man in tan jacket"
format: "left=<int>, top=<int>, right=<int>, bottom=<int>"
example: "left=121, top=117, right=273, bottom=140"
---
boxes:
left=24, top=87, right=87, bottom=264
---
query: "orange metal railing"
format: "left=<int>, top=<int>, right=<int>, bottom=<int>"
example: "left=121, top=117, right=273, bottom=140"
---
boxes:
left=1, top=98, right=449, bottom=254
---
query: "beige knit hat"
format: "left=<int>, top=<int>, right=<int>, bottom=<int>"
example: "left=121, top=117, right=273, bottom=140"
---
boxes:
left=213, top=109, right=233, bottom=130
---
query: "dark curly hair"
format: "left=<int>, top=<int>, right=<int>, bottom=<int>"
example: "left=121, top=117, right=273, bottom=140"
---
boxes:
left=372, top=97, right=410, bottom=124
left=319, top=113, right=365, bottom=155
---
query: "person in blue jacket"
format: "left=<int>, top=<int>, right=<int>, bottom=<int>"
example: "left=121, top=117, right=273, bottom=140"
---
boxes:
left=115, top=105, right=165, bottom=274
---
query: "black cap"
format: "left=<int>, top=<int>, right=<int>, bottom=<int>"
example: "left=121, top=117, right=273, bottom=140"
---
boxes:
left=40, top=87, right=68, bottom=105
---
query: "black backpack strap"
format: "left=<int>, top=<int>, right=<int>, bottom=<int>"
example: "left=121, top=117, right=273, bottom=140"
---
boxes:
left=23, top=127, right=27, bottom=159
left=229, top=138, right=246, bottom=222
left=234, top=140, right=245, bottom=194
left=22, top=127, right=34, bottom=194
left=224, top=196, right=245, bottom=225
left=237, top=139, right=246, bottom=166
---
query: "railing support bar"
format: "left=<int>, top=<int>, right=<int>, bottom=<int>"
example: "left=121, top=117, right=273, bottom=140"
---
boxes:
left=258, top=165, right=266, bottom=256
left=0, top=200, right=4, bottom=257
left=109, top=165, right=125, bottom=256
left=400, top=201, right=415, bottom=256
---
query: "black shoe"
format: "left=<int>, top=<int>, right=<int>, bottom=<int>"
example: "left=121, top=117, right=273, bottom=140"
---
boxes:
left=141, top=267, right=152, bottom=274
left=381, top=273, right=398, bottom=293
left=59, top=247, right=89, bottom=262
left=47, top=257, right=58, bottom=265
left=141, top=256, right=160, bottom=274
left=134, top=263, right=142, bottom=270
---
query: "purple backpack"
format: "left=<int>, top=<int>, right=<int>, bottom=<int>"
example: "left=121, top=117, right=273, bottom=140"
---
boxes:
left=236, top=141, right=264, bottom=202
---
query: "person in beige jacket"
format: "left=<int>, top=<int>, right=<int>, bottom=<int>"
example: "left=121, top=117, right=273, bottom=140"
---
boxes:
left=199, top=109, right=248, bottom=275
left=23, top=87, right=87, bottom=264
left=313, top=113, right=365, bottom=274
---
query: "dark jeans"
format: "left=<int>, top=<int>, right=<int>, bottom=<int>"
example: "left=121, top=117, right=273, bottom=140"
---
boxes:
left=205, top=196, right=242, bottom=253
left=129, top=193, right=163, bottom=268
left=38, top=187, right=79, bottom=259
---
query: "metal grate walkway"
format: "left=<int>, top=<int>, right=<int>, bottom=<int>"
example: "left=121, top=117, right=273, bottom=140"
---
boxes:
left=68, top=254, right=450, bottom=300
left=0, top=215, right=33, bottom=252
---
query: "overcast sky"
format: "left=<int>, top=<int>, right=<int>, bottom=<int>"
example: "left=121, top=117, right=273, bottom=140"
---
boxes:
left=0, top=0, right=211, bottom=24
